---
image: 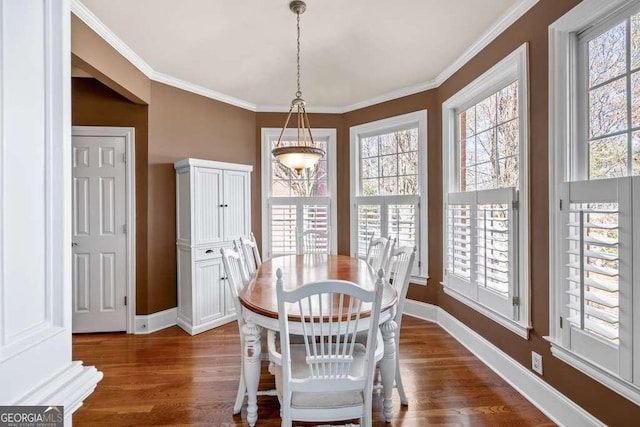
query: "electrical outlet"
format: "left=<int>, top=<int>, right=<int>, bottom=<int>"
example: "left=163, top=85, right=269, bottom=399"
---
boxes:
left=532, top=351, right=543, bottom=375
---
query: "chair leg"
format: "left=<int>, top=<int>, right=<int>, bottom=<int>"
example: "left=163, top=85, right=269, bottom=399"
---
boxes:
left=233, top=357, right=246, bottom=414
left=362, top=395, right=373, bottom=427
left=395, top=354, right=408, bottom=406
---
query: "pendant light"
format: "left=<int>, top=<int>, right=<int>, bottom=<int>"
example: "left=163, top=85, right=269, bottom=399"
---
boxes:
left=271, top=0, right=325, bottom=176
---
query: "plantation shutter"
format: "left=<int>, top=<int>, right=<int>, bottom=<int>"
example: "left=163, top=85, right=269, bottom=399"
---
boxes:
left=355, top=196, right=418, bottom=264
left=301, top=202, right=331, bottom=253
left=268, top=198, right=332, bottom=258
left=387, top=197, right=419, bottom=275
left=270, top=203, right=297, bottom=257
left=445, top=187, right=518, bottom=319
left=560, top=178, right=632, bottom=379
left=356, top=204, right=382, bottom=258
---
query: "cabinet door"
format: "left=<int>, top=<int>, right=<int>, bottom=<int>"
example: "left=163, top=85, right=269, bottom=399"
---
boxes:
left=194, top=167, right=224, bottom=245
left=194, top=259, right=225, bottom=325
left=223, top=170, right=250, bottom=241
left=176, top=246, right=193, bottom=323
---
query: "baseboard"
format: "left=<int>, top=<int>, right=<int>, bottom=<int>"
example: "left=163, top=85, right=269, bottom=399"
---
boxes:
left=176, top=314, right=236, bottom=335
left=403, top=299, right=439, bottom=322
left=15, top=361, right=103, bottom=422
left=135, top=307, right=177, bottom=334
left=403, top=300, right=604, bottom=427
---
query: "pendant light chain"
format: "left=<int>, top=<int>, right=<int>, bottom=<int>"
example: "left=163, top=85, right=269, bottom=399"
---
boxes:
left=296, top=10, right=302, bottom=98
left=271, top=1, right=324, bottom=175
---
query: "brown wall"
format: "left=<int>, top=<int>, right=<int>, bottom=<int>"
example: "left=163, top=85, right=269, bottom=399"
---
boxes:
left=433, top=0, right=640, bottom=424
left=71, top=15, right=150, bottom=104
left=147, top=82, right=257, bottom=313
left=72, top=0, right=640, bottom=421
left=344, top=92, right=441, bottom=306
left=71, top=77, right=150, bottom=314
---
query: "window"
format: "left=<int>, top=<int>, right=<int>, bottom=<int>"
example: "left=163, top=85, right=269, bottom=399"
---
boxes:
left=549, top=0, right=640, bottom=405
left=350, top=111, right=428, bottom=281
left=443, top=44, right=530, bottom=338
left=261, top=128, right=337, bottom=258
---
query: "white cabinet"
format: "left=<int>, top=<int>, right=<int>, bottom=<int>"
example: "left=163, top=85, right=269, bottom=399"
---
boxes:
left=175, top=158, right=252, bottom=335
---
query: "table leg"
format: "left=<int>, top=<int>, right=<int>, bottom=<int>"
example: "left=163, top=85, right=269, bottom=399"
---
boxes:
left=242, top=322, right=262, bottom=427
left=380, top=319, right=398, bottom=422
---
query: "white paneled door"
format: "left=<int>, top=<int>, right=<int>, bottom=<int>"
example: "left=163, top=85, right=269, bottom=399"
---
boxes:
left=72, top=131, right=127, bottom=332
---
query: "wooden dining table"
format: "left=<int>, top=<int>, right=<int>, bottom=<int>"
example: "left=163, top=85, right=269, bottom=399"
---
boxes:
left=238, top=254, right=399, bottom=426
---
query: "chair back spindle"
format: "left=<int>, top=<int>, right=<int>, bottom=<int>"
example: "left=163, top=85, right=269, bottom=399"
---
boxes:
left=240, top=232, right=262, bottom=276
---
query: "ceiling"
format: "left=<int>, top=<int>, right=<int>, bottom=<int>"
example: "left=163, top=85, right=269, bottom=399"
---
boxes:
left=77, top=0, right=526, bottom=110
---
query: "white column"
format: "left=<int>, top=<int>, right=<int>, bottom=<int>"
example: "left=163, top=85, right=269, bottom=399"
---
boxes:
left=0, top=0, right=101, bottom=423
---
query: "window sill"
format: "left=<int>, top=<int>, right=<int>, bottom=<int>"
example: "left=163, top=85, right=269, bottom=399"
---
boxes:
left=443, top=286, right=531, bottom=339
left=546, top=338, right=640, bottom=406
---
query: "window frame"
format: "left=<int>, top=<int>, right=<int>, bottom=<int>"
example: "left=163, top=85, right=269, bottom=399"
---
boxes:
left=549, top=0, right=640, bottom=405
left=349, top=110, right=428, bottom=283
left=261, top=128, right=337, bottom=258
left=442, top=43, right=530, bottom=339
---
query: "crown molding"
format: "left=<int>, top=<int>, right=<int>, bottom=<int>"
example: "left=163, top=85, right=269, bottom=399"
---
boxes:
left=72, top=0, right=540, bottom=114
left=256, top=78, right=438, bottom=114
left=151, top=71, right=257, bottom=111
left=340, top=80, right=438, bottom=113
left=435, top=0, right=540, bottom=86
left=255, top=104, right=345, bottom=114
left=70, top=0, right=154, bottom=78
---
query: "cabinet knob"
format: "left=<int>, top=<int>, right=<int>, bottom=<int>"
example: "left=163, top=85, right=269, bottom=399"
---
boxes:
left=224, top=204, right=228, bottom=207
left=205, top=249, right=213, bottom=254
left=219, top=204, right=224, bottom=207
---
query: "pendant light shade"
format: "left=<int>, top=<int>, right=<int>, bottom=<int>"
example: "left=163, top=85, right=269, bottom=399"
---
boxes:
left=272, top=1, right=324, bottom=175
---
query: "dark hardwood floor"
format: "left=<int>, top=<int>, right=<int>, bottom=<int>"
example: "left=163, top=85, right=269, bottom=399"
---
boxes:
left=72, top=316, right=554, bottom=426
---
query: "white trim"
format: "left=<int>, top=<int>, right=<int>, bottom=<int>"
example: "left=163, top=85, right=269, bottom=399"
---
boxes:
left=442, top=43, right=530, bottom=337
left=174, top=157, right=253, bottom=172
left=349, top=110, right=429, bottom=280
left=175, top=313, right=234, bottom=336
left=403, top=299, right=439, bottom=322
left=15, top=361, right=103, bottom=422
left=151, top=71, right=257, bottom=112
left=72, top=126, right=137, bottom=334
left=340, top=81, right=438, bottom=113
left=70, top=0, right=539, bottom=113
left=443, top=287, right=531, bottom=339
left=434, top=0, right=539, bottom=88
left=403, top=301, right=604, bottom=427
left=135, top=307, right=178, bottom=334
left=260, top=128, right=338, bottom=258
left=256, top=104, right=345, bottom=114
left=408, top=276, right=427, bottom=286
left=548, top=340, right=640, bottom=406
left=548, top=0, right=640, bottom=404
left=70, top=0, right=154, bottom=78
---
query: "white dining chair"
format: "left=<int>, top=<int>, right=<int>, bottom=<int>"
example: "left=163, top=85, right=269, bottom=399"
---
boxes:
left=220, top=247, right=275, bottom=414
left=239, top=232, right=262, bottom=276
left=382, top=245, right=417, bottom=406
left=267, top=268, right=385, bottom=427
left=298, top=226, right=331, bottom=254
left=365, top=236, right=394, bottom=273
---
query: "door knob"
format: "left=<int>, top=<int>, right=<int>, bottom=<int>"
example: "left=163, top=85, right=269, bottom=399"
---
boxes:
left=72, top=242, right=78, bottom=247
